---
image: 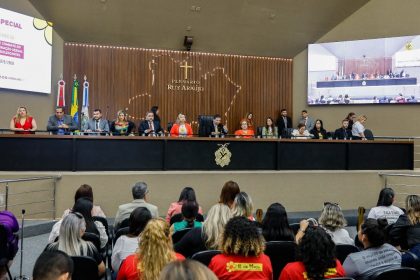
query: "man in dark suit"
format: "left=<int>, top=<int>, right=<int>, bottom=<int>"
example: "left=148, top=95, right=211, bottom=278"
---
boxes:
left=46, top=107, right=78, bottom=135
left=139, top=111, right=162, bottom=136
left=334, top=119, right=352, bottom=140
left=276, top=108, right=292, bottom=136
left=82, top=108, right=110, bottom=134
left=208, top=114, right=228, bottom=137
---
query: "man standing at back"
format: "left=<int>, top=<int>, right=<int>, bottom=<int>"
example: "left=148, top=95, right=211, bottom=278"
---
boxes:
left=114, top=182, right=159, bottom=230
left=276, top=109, right=292, bottom=136
left=298, top=110, right=315, bottom=132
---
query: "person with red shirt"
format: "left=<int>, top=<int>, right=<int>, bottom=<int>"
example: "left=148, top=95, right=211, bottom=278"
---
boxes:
left=209, top=216, right=272, bottom=280
left=9, top=106, right=37, bottom=134
left=279, top=221, right=345, bottom=280
left=234, top=119, right=255, bottom=138
left=117, top=218, right=185, bottom=280
left=170, top=113, right=193, bottom=137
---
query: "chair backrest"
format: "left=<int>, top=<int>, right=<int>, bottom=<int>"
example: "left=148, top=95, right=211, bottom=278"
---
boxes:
left=191, top=250, right=222, bottom=266
left=335, top=244, right=359, bottom=264
left=167, top=122, right=174, bottom=133
left=113, top=227, right=130, bottom=244
left=257, top=126, right=263, bottom=137
left=172, top=228, right=192, bottom=244
left=170, top=213, right=204, bottom=225
left=282, top=128, right=294, bottom=139
left=197, top=115, right=214, bottom=137
left=71, top=256, right=99, bottom=280
left=265, top=241, right=297, bottom=280
left=370, top=267, right=420, bottom=280
left=82, top=232, right=101, bottom=251
left=364, top=129, right=374, bottom=140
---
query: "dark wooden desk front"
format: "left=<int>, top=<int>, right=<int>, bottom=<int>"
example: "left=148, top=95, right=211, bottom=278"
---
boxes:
left=0, top=135, right=413, bottom=171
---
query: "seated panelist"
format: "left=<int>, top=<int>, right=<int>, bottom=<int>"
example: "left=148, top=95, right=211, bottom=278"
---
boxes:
left=82, top=109, right=109, bottom=134
left=9, top=106, right=37, bottom=134
left=170, top=113, right=193, bottom=137
left=234, top=119, right=254, bottom=138
left=291, top=123, right=312, bottom=139
left=334, top=119, right=352, bottom=140
left=47, top=107, right=78, bottom=135
left=208, top=114, right=228, bottom=137
left=139, top=111, right=163, bottom=136
left=110, top=110, right=135, bottom=136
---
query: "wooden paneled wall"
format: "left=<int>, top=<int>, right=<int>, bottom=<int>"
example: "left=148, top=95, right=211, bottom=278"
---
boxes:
left=64, top=43, right=293, bottom=132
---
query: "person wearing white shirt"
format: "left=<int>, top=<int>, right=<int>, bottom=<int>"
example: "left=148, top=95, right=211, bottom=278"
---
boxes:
left=291, top=123, right=312, bottom=139
left=351, top=115, right=367, bottom=140
left=367, top=187, right=404, bottom=225
left=318, top=202, right=354, bottom=245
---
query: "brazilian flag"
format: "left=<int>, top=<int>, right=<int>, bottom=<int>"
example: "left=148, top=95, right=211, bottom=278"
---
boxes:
left=70, top=76, right=79, bottom=125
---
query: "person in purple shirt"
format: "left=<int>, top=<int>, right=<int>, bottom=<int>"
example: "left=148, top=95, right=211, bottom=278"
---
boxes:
left=0, top=210, right=19, bottom=258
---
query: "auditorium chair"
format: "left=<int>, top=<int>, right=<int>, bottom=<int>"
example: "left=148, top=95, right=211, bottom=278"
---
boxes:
left=172, top=228, right=192, bottom=244
left=335, top=244, right=359, bottom=264
left=113, top=227, right=130, bottom=244
left=256, top=126, right=263, bottom=137
left=197, top=115, right=214, bottom=137
left=93, top=216, right=112, bottom=267
left=191, top=250, right=222, bottom=266
left=169, top=213, right=205, bottom=225
left=71, top=256, right=101, bottom=280
left=364, top=129, right=374, bottom=140
left=167, top=122, right=174, bottom=133
left=82, top=232, right=101, bottom=252
left=282, top=128, right=294, bottom=138
left=0, top=225, right=13, bottom=280
left=370, top=267, right=420, bottom=280
left=114, top=218, right=130, bottom=234
left=264, top=241, right=297, bottom=280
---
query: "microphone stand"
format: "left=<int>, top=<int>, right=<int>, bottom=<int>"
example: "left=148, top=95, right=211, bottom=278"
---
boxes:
left=14, top=209, right=29, bottom=280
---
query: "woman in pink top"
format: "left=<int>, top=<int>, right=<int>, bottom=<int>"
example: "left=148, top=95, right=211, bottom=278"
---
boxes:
left=166, top=187, right=203, bottom=223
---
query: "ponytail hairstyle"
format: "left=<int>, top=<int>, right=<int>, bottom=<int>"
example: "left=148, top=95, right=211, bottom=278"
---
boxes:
left=181, top=201, right=199, bottom=228
left=360, top=218, right=388, bottom=248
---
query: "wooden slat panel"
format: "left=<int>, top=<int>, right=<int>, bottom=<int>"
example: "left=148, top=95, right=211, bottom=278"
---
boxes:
left=64, top=43, right=293, bottom=133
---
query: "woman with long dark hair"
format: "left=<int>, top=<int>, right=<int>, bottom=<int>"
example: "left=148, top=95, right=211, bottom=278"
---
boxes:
left=171, top=201, right=202, bottom=233
left=165, top=187, right=203, bottom=222
left=310, top=119, right=327, bottom=139
left=367, top=187, right=403, bottom=225
left=62, top=184, right=106, bottom=218
left=261, top=203, right=294, bottom=242
left=280, top=225, right=344, bottom=280
left=262, top=117, right=278, bottom=138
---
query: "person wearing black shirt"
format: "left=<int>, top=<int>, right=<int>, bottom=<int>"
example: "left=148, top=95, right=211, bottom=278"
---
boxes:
left=334, top=119, right=352, bottom=140
left=310, top=119, right=327, bottom=139
left=276, top=109, right=292, bottom=136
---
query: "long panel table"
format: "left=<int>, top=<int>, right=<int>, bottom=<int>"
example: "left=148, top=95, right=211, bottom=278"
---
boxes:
left=0, top=135, right=413, bottom=171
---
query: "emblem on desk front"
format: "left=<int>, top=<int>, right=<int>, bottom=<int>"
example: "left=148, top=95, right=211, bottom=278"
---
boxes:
left=215, top=143, right=232, bottom=167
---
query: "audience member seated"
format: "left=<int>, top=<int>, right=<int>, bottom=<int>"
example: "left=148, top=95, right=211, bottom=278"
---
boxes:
left=345, top=112, right=356, bottom=131
left=0, top=210, right=19, bottom=271
left=234, top=119, right=255, bottom=138
left=208, top=114, right=228, bottom=137
left=82, top=108, right=109, bottom=134
left=276, top=109, right=292, bottom=137
left=351, top=115, right=367, bottom=140
left=389, top=195, right=420, bottom=267
left=114, top=182, right=159, bottom=231
left=232, top=192, right=254, bottom=220
left=170, top=113, right=193, bottom=137
left=62, top=184, right=106, bottom=218
left=111, top=207, right=152, bottom=272
left=45, top=213, right=106, bottom=277
left=261, top=203, right=294, bottom=242
left=9, top=106, right=37, bottom=134
left=318, top=202, right=354, bottom=245
left=159, top=259, right=218, bottom=280
left=49, top=198, right=108, bottom=249
left=33, top=251, right=73, bottom=280
left=245, top=112, right=255, bottom=132
left=262, top=117, right=278, bottom=138
left=165, top=187, right=203, bottom=223
left=139, top=111, right=163, bottom=136
left=291, top=123, right=312, bottom=139
left=219, top=180, right=241, bottom=209
left=175, top=203, right=232, bottom=258
left=334, top=119, right=352, bottom=140
left=343, top=218, right=401, bottom=279
left=208, top=216, right=273, bottom=280
left=110, top=110, right=135, bottom=136
left=170, top=201, right=202, bottom=234
left=280, top=223, right=345, bottom=280
left=117, top=218, right=185, bottom=280
left=46, top=107, right=78, bottom=135
left=367, top=187, right=403, bottom=225
left=310, top=119, right=327, bottom=139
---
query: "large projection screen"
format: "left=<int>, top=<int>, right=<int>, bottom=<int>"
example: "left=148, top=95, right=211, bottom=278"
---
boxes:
left=308, top=35, right=420, bottom=105
left=0, top=7, right=52, bottom=94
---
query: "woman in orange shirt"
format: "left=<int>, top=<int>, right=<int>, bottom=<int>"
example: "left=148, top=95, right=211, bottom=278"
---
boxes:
left=170, top=113, right=193, bottom=137
left=9, top=106, right=37, bottom=134
left=234, top=119, right=254, bottom=138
